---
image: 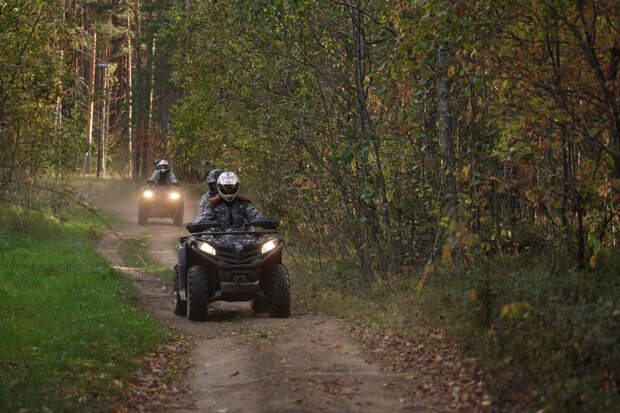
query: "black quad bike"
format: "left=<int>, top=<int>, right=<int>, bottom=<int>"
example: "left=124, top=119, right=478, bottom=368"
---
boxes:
left=138, top=184, right=184, bottom=226
left=173, top=218, right=290, bottom=321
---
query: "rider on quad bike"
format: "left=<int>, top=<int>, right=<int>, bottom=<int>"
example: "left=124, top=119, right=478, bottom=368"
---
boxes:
left=200, top=171, right=262, bottom=227
left=148, top=159, right=179, bottom=186
left=139, top=159, right=183, bottom=225
left=191, top=168, right=224, bottom=224
left=174, top=172, right=290, bottom=321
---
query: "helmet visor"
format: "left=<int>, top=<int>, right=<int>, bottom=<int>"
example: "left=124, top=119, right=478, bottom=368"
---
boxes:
left=219, top=183, right=239, bottom=194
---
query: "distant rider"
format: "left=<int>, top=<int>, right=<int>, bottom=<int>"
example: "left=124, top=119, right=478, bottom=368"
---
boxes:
left=147, top=159, right=179, bottom=186
left=196, top=171, right=265, bottom=229
left=191, top=168, right=224, bottom=223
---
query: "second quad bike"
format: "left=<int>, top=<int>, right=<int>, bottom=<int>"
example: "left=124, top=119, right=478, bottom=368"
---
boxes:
left=138, top=184, right=184, bottom=226
left=173, top=218, right=290, bottom=321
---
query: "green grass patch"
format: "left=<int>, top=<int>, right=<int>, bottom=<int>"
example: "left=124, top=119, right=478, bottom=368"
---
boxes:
left=288, top=256, right=428, bottom=336
left=0, top=206, right=169, bottom=411
left=288, top=251, right=620, bottom=412
left=120, top=234, right=172, bottom=279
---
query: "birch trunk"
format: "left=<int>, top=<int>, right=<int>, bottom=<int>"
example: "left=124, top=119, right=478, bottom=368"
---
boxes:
left=147, top=38, right=156, bottom=168
left=83, top=28, right=96, bottom=176
left=127, top=12, right=134, bottom=179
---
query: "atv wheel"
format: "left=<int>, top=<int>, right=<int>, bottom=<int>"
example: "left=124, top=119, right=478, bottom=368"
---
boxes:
left=138, top=201, right=147, bottom=225
left=268, top=264, right=290, bottom=318
left=173, top=266, right=186, bottom=316
left=187, top=265, right=210, bottom=321
left=173, top=204, right=184, bottom=226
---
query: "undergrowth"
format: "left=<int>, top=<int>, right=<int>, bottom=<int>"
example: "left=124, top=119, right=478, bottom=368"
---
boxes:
left=288, top=250, right=620, bottom=412
left=120, top=234, right=171, bottom=280
left=0, top=204, right=170, bottom=411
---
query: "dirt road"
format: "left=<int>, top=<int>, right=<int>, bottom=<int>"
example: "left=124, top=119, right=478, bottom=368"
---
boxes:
left=90, top=181, right=487, bottom=412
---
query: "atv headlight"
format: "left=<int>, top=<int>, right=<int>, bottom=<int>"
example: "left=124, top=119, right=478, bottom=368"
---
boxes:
left=169, top=192, right=181, bottom=200
left=198, top=241, right=216, bottom=256
left=261, top=239, right=278, bottom=254
left=143, top=190, right=153, bottom=198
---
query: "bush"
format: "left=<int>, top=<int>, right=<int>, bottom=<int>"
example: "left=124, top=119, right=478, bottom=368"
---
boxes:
left=421, top=253, right=620, bottom=412
left=288, top=248, right=620, bottom=412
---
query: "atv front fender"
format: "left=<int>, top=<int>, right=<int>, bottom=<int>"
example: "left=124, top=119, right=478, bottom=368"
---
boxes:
left=178, top=245, right=188, bottom=293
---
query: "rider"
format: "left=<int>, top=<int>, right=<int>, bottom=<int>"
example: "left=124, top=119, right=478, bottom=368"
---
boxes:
left=197, top=171, right=265, bottom=229
left=192, top=168, right=224, bottom=223
left=147, top=159, right=179, bottom=186
left=178, top=171, right=271, bottom=308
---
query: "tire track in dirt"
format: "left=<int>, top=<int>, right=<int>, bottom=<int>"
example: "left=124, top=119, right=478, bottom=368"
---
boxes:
left=90, top=181, right=478, bottom=412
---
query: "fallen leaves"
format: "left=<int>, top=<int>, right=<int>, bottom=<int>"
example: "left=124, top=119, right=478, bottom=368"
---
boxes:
left=104, top=334, right=194, bottom=412
left=350, top=324, right=493, bottom=411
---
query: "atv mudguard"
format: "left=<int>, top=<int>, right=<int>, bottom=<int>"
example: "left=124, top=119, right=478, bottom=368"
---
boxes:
left=178, top=245, right=188, bottom=293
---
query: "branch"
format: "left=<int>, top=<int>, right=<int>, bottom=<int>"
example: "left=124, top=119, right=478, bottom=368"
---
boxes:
left=329, top=0, right=397, bottom=37
left=0, top=5, right=46, bottom=122
left=10, top=182, right=119, bottom=235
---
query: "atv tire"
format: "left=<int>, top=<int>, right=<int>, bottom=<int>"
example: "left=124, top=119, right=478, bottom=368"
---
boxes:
left=251, top=294, right=268, bottom=314
left=173, top=266, right=187, bottom=316
left=268, top=264, right=290, bottom=318
left=187, top=266, right=210, bottom=321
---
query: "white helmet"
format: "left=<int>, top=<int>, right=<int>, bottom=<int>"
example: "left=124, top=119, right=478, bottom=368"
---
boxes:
left=217, top=172, right=240, bottom=202
left=157, top=159, right=169, bottom=174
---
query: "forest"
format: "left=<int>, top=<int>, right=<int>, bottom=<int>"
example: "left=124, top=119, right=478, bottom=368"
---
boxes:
left=2, top=0, right=619, bottom=270
left=1, top=0, right=619, bottom=411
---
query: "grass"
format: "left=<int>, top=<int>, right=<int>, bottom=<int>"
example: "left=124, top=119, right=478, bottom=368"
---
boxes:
left=288, top=256, right=428, bottom=336
left=235, top=325, right=286, bottom=346
left=0, top=205, right=170, bottom=412
left=120, top=234, right=172, bottom=280
left=287, top=250, right=620, bottom=412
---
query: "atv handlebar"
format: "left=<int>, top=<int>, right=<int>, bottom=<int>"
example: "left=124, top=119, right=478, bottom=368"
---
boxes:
left=248, top=218, right=279, bottom=230
left=186, top=221, right=220, bottom=233
left=187, top=218, right=279, bottom=234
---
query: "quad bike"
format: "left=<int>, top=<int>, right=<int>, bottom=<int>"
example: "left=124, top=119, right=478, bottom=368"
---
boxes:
left=138, top=184, right=184, bottom=226
left=173, top=218, right=290, bottom=321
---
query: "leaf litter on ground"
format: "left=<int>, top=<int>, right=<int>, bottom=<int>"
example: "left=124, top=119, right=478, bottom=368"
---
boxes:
left=350, top=324, right=494, bottom=412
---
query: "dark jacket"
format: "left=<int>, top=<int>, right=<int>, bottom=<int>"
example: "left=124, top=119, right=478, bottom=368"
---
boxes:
left=192, top=190, right=216, bottom=223
left=193, top=195, right=263, bottom=229
left=147, top=169, right=179, bottom=185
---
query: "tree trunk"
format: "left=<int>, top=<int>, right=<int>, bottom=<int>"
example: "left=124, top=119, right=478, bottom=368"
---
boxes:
left=127, top=11, right=134, bottom=179
left=148, top=38, right=156, bottom=138
left=133, top=0, right=142, bottom=179
left=437, top=43, right=454, bottom=210
left=97, top=59, right=108, bottom=178
left=83, top=28, right=96, bottom=176
left=436, top=42, right=462, bottom=278
left=105, top=54, right=110, bottom=178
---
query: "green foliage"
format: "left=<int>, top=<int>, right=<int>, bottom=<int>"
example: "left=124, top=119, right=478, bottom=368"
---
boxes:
left=157, top=0, right=619, bottom=278
left=0, top=1, right=87, bottom=185
left=290, top=249, right=620, bottom=412
left=0, top=207, right=167, bottom=411
left=418, top=253, right=620, bottom=412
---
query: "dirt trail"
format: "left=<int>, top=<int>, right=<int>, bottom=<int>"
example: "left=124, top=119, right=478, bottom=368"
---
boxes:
left=89, top=181, right=481, bottom=413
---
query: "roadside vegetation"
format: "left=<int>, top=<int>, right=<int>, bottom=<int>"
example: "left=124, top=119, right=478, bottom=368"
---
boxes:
left=289, top=250, right=620, bottom=412
left=120, top=234, right=171, bottom=279
left=0, top=203, right=179, bottom=411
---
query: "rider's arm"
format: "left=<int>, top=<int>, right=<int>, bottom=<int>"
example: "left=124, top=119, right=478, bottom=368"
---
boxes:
left=243, top=202, right=265, bottom=224
left=190, top=194, right=210, bottom=223
left=147, top=170, right=159, bottom=183
left=168, top=172, right=179, bottom=185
